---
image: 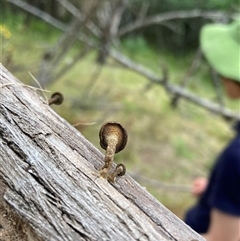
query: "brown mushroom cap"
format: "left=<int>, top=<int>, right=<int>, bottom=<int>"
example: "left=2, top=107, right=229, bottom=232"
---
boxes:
left=99, top=122, right=128, bottom=153
left=51, top=92, right=64, bottom=105
left=115, top=164, right=126, bottom=176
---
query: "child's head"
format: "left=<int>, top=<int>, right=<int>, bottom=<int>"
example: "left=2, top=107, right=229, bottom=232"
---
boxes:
left=200, top=18, right=240, bottom=89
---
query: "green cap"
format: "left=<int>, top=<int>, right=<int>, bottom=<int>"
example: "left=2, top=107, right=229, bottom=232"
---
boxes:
left=200, top=18, right=240, bottom=82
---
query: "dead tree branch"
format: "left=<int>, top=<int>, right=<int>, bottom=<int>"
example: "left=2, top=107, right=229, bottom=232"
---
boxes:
left=54, top=46, right=91, bottom=80
left=8, top=0, right=97, bottom=49
left=136, top=1, right=150, bottom=24
left=110, top=0, right=129, bottom=37
left=171, top=49, right=202, bottom=107
left=38, top=17, right=85, bottom=86
left=0, top=64, right=205, bottom=241
left=109, top=49, right=240, bottom=120
left=118, top=9, right=237, bottom=36
left=7, top=0, right=67, bottom=31
left=55, top=0, right=102, bottom=37
left=96, top=0, right=128, bottom=63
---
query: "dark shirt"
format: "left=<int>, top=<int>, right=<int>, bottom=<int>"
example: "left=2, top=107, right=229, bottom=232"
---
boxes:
left=185, top=121, right=240, bottom=234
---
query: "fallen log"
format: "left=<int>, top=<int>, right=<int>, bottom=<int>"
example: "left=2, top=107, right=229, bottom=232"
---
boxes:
left=0, top=64, right=204, bottom=241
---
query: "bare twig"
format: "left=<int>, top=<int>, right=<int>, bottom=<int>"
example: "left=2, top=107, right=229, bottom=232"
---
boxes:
left=72, top=121, right=97, bottom=127
left=51, top=18, right=84, bottom=67
left=81, top=65, right=104, bottom=99
left=54, top=47, right=91, bottom=80
left=96, top=0, right=128, bottom=64
left=110, top=49, right=161, bottom=82
left=55, top=0, right=102, bottom=37
left=210, top=69, right=225, bottom=109
left=119, top=9, right=236, bottom=36
left=110, top=0, right=129, bottom=37
left=171, top=48, right=202, bottom=107
left=0, top=82, right=50, bottom=93
left=7, top=0, right=67, bottom=31
left=136, top=1, right=150, bottom=24
left=6, top=0, right=99, bottom=44
left=142, top=62, right=168, bottom=92
left=28, top=72, right=48, bottom=104
left=109, top=49, right=240, bottom=120
left=38, top=8, right=94, bottom=86
left=55, top=0, right=81, bottom=18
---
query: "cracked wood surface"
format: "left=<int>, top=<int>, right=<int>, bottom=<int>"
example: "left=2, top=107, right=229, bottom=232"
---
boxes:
left=0, top=64, right=205, bottom=241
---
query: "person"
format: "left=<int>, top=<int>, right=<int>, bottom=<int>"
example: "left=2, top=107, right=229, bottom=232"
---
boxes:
left=184, top=18, right=240, bottom=241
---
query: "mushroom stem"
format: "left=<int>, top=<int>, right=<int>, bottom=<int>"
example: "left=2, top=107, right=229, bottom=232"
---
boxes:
left=99, top=136, right=118, bottom=178
left=48, top=95, right=59, bottom=105
left=48, top=92, right=64, bottom=106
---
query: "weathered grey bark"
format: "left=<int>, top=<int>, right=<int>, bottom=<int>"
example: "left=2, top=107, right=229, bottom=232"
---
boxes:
left=0, top=64, right=205, bottom=241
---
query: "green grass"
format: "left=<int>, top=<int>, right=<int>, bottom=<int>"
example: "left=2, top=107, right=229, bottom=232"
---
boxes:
left=1, top=12, right=236, bottom=219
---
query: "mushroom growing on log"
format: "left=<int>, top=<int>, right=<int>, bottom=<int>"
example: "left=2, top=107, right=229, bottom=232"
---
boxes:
left=0, top=64, right=205, bottom=241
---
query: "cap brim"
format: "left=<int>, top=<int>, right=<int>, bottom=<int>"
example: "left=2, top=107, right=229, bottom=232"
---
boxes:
left=201, top=24, right=240, bottom=81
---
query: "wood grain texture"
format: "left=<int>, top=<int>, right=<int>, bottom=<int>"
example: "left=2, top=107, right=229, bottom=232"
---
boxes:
left=0, top=64, right=205, bottom=241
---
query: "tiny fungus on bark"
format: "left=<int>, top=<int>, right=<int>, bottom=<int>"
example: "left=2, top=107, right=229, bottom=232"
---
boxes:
left=107, top=164, right=126, bottom=183
left=99, top=122, right=128, bottom=180
left=48, top=92, right=64, bottom=106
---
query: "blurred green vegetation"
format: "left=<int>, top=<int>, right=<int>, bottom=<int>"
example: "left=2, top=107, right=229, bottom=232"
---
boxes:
left=1, top=9, right=238, bottom=219
left=124, top=0, right=238, bottom=50
left=3, top=0, right=238, bottom=52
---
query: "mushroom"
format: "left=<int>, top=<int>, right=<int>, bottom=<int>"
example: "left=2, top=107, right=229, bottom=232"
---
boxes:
left=99, top=122, right=128, bottom=179
left=107, top=164, right=126, bottom=183
left=48, top=92, right=64, bottom=106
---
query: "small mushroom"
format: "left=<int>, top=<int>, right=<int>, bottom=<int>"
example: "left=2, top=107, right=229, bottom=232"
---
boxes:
left=107, top=164, right=126, bottom=183
left=99, top=122, right=128, bottom=179
left=48, top=92, right=64, bottom=106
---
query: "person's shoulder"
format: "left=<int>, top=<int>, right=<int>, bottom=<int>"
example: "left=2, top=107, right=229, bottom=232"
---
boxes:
left=226, top=135, right=240, bottom=157
left=222, top=136, right=240, bottom=170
